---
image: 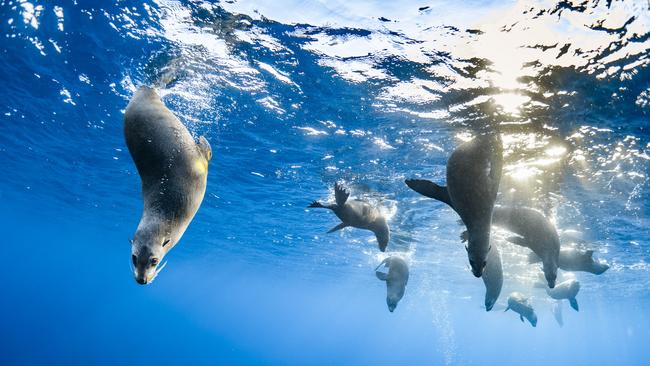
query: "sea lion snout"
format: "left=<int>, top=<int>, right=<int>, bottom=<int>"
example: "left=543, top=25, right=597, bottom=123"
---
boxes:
left=469, top=259, right=487, bottom=277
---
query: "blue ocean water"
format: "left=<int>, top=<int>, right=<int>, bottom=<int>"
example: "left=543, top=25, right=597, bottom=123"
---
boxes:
left=0, top=0, right=649, bottom=365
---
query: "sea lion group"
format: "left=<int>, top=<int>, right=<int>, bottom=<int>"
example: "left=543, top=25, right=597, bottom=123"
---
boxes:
left=123, top=86, right=609, bottom=323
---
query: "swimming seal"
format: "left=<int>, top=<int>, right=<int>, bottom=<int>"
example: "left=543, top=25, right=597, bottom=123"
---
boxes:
left=405, top=134, right=503, bottom=277
left=375, top=256, right=409, bottom=312
left=505, top=292, right=537, bottom=327
left=308, top=183, right=390, bottom=251
left=491, top=206, right=559, bottom=288
left=528, top=247, right=609, bottom=275
left=125, top=86, right=212, bottom=285
left=536, top=279, right=580, bottom=311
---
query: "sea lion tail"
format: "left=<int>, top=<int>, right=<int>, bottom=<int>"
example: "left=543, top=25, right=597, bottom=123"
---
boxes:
left=404, top=179, right=454, bottom=209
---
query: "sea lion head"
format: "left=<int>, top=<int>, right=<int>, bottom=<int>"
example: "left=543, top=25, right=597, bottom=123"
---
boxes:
left=130, top=224, right=172, bottom=285
left=542, top=253, right=558, bottom=288
left=466, top=235, right=490, bottom=277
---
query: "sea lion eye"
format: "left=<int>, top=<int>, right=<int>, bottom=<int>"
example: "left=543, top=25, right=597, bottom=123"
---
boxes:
left=131, top=255, right=137, bottom=266
left=151, top=258, right=159, bottom=267
left=162, top=239, right=170, bottom=247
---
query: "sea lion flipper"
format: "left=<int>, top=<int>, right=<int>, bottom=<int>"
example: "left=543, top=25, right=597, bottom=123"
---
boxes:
left=375, top=271, right=388, bottom=281
left=520, top=315, right=524, bottom=323
left=404, top=179, right=454, bottom=209
left=197, top=136, right=212, bottom=161
left=327, top=222, right=348, bottom=233
left=460, top=230, right=468, bottom=243
left=505, top=235, right=527, bottom=247
left=569, top=298, right=579, bottom=312
left=527, top=252, right=542, bottom=264
left=334, top=183, right=350, bottom=206
left=585, top=249, right=594, bottom=258
left=504, top=306, right=510, bottom=312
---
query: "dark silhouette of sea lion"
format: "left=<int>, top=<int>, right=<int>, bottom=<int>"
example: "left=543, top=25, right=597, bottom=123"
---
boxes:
left=528, top=247, right=609, bottom=275
left=505, top=292, right=537, bottom=327
left=405, top=134, right=503, bottom=277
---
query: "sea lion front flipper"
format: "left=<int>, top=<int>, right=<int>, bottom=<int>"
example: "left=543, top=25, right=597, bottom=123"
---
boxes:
left=520, top=315, right=524, bottom=323
left=505, top=235, right=527, bottom=247
left=327, top=222, right=349, bottom=233
left=404, top=179, right=454, bottom=209
left=375, top=271, right=388, bottom=281
left=197, top=136, right=212, bottom=161
left=334, top=182, right=350, bottom=206
left=569, top=298, right=579, bottom=312
left=527, top=252, right=542, bottom=264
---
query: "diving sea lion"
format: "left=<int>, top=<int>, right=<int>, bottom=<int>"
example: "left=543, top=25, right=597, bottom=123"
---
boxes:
left=125, top=86, right=212, bottom=285
left=482, top=242, right=503, bottom=311
left=528, top=247, right=609, bottom=275
left=505, top=292, right=537, bottom=327
left=375, top=256, right=409, bottom=312
left=462, top=233, right=502, bottom=310
left=491, top=206, right=559, bottom=288
left=405, top=134, right=503, bottom=277
left=308, top=183, right=390, bottom=251
left=536, top=279, right=580, bottom=311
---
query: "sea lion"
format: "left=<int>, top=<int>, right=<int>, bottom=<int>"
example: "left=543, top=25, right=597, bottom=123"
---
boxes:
left=536, top=279, right=580, bottom=311
left=375, top=256, right=409, bottom=312
left=461, top=233, right=503, bottom=310
left=482, top=242, right=503, bottom=311
left=491, top=206, right=559, bottom=288
left=308, top=183, right=390, bottom=251
left=528, top=247, right=609, bottom=275
left=405, top=134, right=503, bottom=277
left=505, top=292, right=537, bottom=327
left=124, top=86, right=212, bottom=285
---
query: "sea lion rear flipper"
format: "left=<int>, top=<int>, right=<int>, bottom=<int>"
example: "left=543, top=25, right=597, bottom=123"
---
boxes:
left=404, top=179, right=454, bottom=209
left=569, top=298, right=579, bottom=312
left=334, top=183, right=350, bottom=206
left=327, top=222, right=348, bottom=233
left=197, top=136, right=212, bottom=161
left=505, top=235, right=527, bottom=247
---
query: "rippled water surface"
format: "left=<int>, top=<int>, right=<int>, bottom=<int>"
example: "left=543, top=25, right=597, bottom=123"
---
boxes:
left=0, top=1, right=649, bottom=365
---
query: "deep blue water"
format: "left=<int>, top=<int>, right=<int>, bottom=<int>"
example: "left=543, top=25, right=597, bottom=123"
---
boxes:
left=1, top=0, right=649, bottom=365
